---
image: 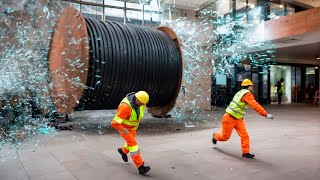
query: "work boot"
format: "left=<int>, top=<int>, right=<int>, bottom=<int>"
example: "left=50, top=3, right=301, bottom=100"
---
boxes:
left=138, top=164, right=151, bottom=175
left=212, top=133, right=217, bottom=144
left=242, top=153, right=255, bottom=158
left=118, top=148, right=128, bottom=162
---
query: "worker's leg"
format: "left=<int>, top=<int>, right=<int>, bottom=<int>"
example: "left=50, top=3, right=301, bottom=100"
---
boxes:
left=278, top=93, right=282, bottom=104
left=119, top=129, right=144, bottom=168
left=121, top=130, right=136, bottom=154
left=234, top=119, right=250, bottom=154
left=214, top=113, right=236, bottom=141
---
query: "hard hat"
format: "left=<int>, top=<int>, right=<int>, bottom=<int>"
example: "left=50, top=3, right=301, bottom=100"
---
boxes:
left=135, top=91, right=149, bottom=104
left=241, top=79, right=253, bottom=86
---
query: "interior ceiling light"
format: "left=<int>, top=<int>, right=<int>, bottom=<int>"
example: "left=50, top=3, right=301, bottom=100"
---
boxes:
left=279, top=4, right=283, bottom=8
left=317, top=57, right=320, bottom=60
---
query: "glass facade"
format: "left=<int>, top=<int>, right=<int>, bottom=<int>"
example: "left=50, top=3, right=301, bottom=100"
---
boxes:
left=269, top=2, right=294, bottom=19
left=68, top=2, right=81, bottom=10
left=83, top=0, right=104, bottom=4
left=62, top=0, right=162, bottom=27
left=228, top=0, right=296, bottom=24
left=81, top=5, right=104, bottom=20
left=62, top=0, right=297, bottom=27
left=105, top=7, right=124, bottom=22
left=105, top=0, right=124, bottom=7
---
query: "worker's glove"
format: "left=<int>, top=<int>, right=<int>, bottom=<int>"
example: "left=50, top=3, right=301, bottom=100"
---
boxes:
left=266, top=114, right=273, bottom=120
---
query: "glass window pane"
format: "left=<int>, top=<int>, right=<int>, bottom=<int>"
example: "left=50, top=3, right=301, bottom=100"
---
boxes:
left=151, top=12, right=161, bottom=22
left=236, top=11, right=247, bottom=24
left=286, top=4, right=295, bottom=15
left=144, top=5, right=152, bottom=11
left=236, top=0, right=257, bottom=10
left=126, top=10, right=142, bottom=25
left=270, top=2, right=285, bottom=19
left=64, top=2, right=80, bottom=11
left=144, top=11, right=151, bottom=20
left=248, top=6, right=261, bottom=24
left=105, top=8, right=124, bottom=22
left=216, top=0, right=230, bottom=15
left=127, top=10, right=142, bottom=20
left=149, top=0, right=160, bottom=11
left=81, top=5, right=103, bottom=20
left=105, top=0, right=124, bottom=7
left=236, top=0, right=247, bottom=10
left=127, top=2, right=143, bottom=10
left=82, top=0, right=103, bottom=4
left=145, top=12, right=162, bottom=27
left=248, top=0, right=257, bottom=7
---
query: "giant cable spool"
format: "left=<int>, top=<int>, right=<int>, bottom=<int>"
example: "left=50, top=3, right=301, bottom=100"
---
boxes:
left=48, top=7, right=183, bottom=116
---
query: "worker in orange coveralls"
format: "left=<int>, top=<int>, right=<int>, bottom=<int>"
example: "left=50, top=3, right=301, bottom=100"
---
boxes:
left=111, top=91, right=151, bottom=175
left=212, top=79, right=273, bottom=158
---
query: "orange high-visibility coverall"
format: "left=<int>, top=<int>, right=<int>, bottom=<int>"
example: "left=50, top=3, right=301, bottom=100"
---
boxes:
left=214, top=92, right=268, bottom=154
left=111, top=103, right=144, bottom=168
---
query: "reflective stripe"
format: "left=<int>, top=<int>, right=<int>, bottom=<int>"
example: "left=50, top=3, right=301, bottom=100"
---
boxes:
left=129, top=144, right=140, bottom=156
left=130, top=149, right=140, bottom=156
left=128, top=145, right=139, bottom=152
left=227, top=106, right=245, bottom=116
left=231, top=100, right=245, bottom=111
left=121, top=128, right=130, bottom=135
left=131, top=119, right=139, bottom=122
left=114, top=116, right=123, bottom=124
left=122, top=120, right=138, bottom=127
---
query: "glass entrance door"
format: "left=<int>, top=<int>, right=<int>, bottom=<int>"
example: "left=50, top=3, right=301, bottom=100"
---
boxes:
left=270, top=65, right=292, bottom=104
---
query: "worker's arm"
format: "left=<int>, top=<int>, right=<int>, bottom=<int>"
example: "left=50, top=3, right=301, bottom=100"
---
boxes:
left=241, top=92, right=268, bottom=117
left=111, top=103, right=131, bottom=131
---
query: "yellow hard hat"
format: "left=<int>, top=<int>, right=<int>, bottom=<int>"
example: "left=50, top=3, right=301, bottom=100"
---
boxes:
left=241, top=79, right=253, bottom=86
left=135, top=91, right=149, bottom=104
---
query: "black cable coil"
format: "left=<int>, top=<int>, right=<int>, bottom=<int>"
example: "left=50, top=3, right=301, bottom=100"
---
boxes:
left=76, top=18, right=181, bottom=110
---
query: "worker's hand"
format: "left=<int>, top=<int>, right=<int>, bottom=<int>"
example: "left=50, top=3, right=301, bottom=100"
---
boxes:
left=266, top=114, right=273, bottom=120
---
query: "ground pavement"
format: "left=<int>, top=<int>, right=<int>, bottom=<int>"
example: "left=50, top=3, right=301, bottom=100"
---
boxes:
left=0, top=103, right=319, bottom=180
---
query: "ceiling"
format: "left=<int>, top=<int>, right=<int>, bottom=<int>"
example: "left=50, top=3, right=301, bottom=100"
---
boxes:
left=274, top=42, right=320, bottom=62
left=246, top=31, right=320, bottom=64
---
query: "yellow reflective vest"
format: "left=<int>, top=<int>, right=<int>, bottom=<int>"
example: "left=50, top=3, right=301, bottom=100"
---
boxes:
left=226, top=89, right=250, bottom=119
left=113, top=97, right=145, bottom=130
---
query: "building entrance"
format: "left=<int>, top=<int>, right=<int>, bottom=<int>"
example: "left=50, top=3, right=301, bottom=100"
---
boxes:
left=270, top=65, right=292, bottom=104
